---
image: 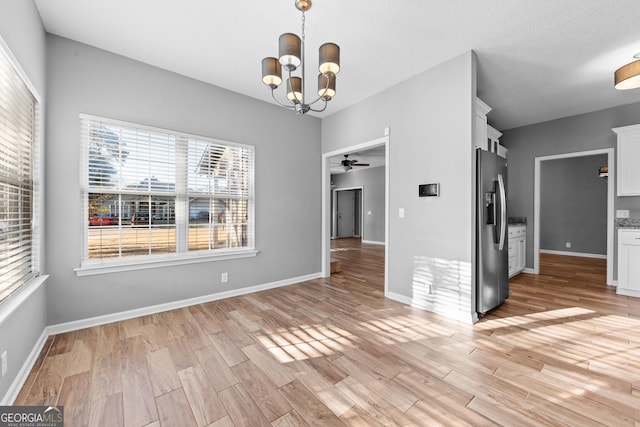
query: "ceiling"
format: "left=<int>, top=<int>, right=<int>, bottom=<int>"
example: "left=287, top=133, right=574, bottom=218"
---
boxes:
left=35, top=0, right=640, bottom=131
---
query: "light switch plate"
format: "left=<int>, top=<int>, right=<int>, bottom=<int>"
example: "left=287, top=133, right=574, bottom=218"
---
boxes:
left=617, top=209, right=630, bottom=218
left=399, top=208, right=405, bottom=218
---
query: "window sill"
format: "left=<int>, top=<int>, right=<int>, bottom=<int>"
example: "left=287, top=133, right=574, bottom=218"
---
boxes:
left=74, top=249, right=259, bottom=277
left=0, top=275, right=49, bottom=328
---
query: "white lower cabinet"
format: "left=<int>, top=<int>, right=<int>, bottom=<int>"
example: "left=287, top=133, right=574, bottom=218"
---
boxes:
left=617, top=229, right=640, bottom=297
left=509, top=226, right=526, bottom=278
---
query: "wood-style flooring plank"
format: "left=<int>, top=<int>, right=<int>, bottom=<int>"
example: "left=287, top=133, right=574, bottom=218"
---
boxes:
left=178, top=365, right=227, bottom=427
left=88, top=392, right=124, bottom=427
left=121, top=367, right=158, bottom=427
left=278, top=379, right=345, bottom=427
left=146, top=347, right=181, bottom=396
left=218, top=383, right=271, bottom=427
left=193, top=345, right=238, bottom=392
left=57, top=371, right=91, bottom=427
left=230, top=360, right=293, bottom=422
left=156, top=388, right=198, bottom=427
left=208, top=331, right=248, bottom=367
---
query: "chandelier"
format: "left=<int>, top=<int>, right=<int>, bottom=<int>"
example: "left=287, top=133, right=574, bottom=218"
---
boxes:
left=261, top=0, right=340, bottom=115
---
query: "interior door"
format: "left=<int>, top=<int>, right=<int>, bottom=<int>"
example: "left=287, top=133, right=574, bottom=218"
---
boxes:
left=337, top=190, right=356, bottom=238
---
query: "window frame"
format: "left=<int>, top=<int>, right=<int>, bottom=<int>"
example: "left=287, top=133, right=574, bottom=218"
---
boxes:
left=0, top=37, right=43, bottom=304
left=76, top=114, right=257, bottom=276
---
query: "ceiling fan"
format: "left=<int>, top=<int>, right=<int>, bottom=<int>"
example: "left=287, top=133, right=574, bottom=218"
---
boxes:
left=340, top=154, right=369, bottom=171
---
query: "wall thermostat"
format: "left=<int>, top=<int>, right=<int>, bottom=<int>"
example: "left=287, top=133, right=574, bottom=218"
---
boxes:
left=419, top=183, right=439, bottom=197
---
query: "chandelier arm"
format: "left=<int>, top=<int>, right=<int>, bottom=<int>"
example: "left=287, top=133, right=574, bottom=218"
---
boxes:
left=270, top=87, right=296, bottom=109
left=309, top=99, right=328, bottom=113
left=307, top=94, right=329, bottom=106
left=307, top=74, right=333, bottom=106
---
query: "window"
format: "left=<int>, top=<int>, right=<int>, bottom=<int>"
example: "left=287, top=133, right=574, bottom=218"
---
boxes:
left=79, top=115, right=255, bottom=273
left=0, top=45, right=38, bottom=301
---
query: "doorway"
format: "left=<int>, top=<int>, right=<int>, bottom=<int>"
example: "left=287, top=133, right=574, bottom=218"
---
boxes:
left=533, top=148, right=614, bottom=285
left=321, top=135, right=390, bottom=295
left=333, top=188, right=362, bottom=239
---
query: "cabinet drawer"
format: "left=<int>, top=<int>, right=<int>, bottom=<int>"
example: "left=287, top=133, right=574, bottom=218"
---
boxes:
left=508, top=226, right=526, bottom=238
left=619, top=229, right=640, bottom=245
left=617, top=229, right=640, bottom=297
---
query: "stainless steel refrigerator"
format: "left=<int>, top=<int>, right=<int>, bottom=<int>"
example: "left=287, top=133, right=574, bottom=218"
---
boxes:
left=477, top=149, right=508, bottom=314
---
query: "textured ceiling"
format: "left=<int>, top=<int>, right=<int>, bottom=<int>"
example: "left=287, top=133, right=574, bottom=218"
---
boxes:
left=35, top=0, right=640, bottom=131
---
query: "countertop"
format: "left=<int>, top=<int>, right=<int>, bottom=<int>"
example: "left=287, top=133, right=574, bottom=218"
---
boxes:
left=616, top=218, right=640, bottom=229
left=508, top=217, right=527, bottom=226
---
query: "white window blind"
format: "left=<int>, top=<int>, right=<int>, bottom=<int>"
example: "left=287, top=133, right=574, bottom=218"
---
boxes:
left=80, top=115, right=255, bottom=267
left=0, top=46, right=37, bottom=301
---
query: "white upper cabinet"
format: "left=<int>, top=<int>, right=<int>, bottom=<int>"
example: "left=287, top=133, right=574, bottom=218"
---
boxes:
left=487, top=125, right=507, bottom=159
left=475, top=98, right=507, bottom=158
left=474, top=97, right=491, bottom=151
left=613, top=124, right=640, bottom=196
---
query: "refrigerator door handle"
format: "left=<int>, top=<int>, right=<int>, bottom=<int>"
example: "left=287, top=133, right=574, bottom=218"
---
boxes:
left=496, top=173, right=507, bottom=251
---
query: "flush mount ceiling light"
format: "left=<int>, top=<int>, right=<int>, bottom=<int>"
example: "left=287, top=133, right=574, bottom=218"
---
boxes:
left=598, top=165, right=608, bottom=180
left=615, top=53, right=640, bottom=90
left=261, top=0, right=340, bottom=115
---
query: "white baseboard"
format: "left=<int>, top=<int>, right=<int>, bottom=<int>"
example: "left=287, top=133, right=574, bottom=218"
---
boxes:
left=385, top=291, right=411, bottom=305
left=48, top=272, right=322, bottom=335
left=385, top=291, right=476, bottom=324
left=1, top=328, right=49, bottom=405
left=361, top=240, right=385, bottom=246
left=540, top=249, right=606, bottom=259
left=2, top=272, right=321, bottom=404
left=616, top=287, right=640, bottom=298
left=523, top=268, right=535, bottom=274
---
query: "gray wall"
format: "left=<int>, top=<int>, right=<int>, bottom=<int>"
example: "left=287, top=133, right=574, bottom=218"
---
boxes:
left=502, top=102, right=640, bottom=268
left=332, top=166, right=386, bottom=243
left=322, top=52, right=476, bottom=322
left=0, top=0, right=48, bottom=402
left=540, top=154, right=607, bottom=255
left=45, top=35, right=322, bottom=325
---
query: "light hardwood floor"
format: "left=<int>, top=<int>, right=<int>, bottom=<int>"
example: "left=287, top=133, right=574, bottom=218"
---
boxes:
left=15, top=239, right=640, bottom=426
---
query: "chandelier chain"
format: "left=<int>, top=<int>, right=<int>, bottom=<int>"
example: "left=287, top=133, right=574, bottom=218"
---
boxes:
left=300, top=11, right=306, bottom=105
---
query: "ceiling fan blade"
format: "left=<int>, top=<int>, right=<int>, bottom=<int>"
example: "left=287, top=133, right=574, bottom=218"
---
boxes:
left=353, top=163, right=370, bottom=166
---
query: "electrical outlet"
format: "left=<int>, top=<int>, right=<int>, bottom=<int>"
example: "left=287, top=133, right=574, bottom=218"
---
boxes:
left=1, top=350, right=7, bottom=378
left=221, top=272, right=228, bottom=283
left=617, top=209, right=630, bottom=219
left=566, top=242, right=571, bottom=248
